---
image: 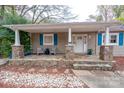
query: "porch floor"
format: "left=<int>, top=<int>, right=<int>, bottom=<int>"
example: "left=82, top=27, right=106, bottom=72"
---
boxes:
left=24, top=54, right=65, bottom=60
left=24, top=54, right=114, bottom=63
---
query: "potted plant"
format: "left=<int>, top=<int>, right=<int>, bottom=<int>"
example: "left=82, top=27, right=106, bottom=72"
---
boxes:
left=87, top=49, right=93, bottom=55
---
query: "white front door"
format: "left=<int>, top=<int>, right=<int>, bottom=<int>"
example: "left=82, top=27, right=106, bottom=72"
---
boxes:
left=73, top=35, right=87, bottom=54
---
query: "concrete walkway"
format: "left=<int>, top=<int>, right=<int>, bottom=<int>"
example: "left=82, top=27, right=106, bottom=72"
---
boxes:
left=0, top=59, right=8, bottom=66
left=73, top=70, right=124, bottom=88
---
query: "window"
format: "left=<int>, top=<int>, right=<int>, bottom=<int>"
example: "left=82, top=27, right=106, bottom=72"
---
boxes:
left=102, top=33, right=119, bottom=45
left=43, top=34, right=53, bottom=45
left=110, top=35, right=117, bottom=43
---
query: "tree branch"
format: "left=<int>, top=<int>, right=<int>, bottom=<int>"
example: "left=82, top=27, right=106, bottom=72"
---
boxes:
left=21, top=6, right=34, bottom=17
left=19, top=5, right=26, bottom=16
left=33, top=5, right=48, bottom=23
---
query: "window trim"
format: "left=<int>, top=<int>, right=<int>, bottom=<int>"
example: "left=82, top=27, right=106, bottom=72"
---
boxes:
left=43, top=34, right=54, bottom=45
left=102, top=33, right=119, bottom=46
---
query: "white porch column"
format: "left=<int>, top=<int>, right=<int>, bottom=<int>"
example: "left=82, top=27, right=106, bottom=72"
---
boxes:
left=65, top=27, right=75, bottom=59
left=12, top=29, right=24, bottom=58
left=99, top=27, right=113, bottom=61
left=105, top=27, right=110, bottom=45
left=15, top=29, right=20, bottom=46
left=68, top=28, right=72, bottom=45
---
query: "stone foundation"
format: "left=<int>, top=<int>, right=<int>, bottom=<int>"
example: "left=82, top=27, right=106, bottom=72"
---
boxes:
left=12, top=45, right=24, bottom=59
left=99, top=46, right=113, bottom=61
left=65, top=44, right=75, bottom=60
left=8, top=59, right=75, bottom=68
left=8, top=59, right=115, bottom=71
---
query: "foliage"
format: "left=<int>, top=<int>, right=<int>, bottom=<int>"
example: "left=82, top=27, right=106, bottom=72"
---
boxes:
left=0, top=12, right=30, bottom=25
left=20, top=31, right=31, bottom=53
left=113, top=7, right=124, bottom=23
left=0, top=27, right=15, bottom=57
left=112, top=5, right=124, bottom=18
left=0, top=12, right=31, bottom=58
left=0, top=5, right=16, bottom=16
left=116, top=17, right=124, bottom=24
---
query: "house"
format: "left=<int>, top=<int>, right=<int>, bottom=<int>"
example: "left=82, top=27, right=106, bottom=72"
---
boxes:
left=4, top=22, right=124, bottom=60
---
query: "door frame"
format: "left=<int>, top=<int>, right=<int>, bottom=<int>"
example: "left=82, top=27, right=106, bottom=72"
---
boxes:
left=72, top=34, right=88, bottom=54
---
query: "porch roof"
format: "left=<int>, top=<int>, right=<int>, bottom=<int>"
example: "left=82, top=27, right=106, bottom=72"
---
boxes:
left=3, top=21, right=124, bottom=33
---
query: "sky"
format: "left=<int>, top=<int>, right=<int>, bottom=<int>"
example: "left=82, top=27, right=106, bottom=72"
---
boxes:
left=69, top=5, right=97, bottom=22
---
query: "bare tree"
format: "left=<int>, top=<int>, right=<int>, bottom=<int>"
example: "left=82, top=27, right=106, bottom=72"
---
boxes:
left=97, top=5, right=114, bottom=22
left=87, top=5, right=115, bottom=22
left=16, top=5, right=77, bottom=24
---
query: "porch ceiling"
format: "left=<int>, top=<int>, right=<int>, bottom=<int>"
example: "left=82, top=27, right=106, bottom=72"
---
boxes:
left=3, top=22, right=121, bottom=33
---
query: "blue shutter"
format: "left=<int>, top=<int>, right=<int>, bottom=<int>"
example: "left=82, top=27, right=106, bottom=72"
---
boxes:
left=98, top=33, right=102, bottom=46
left=54, top=33, right=58, bottom=46
left=119, top=32, right=123, bottom=46
left=40, top=33, right=43, bottom=46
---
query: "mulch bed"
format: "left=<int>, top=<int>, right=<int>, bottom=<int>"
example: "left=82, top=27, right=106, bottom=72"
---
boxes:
left=114, top=56, right=124, bottom=71
left=0, top=65, right=88, bottom=88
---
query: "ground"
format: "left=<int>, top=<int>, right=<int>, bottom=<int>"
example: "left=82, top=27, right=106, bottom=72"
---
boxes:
left=0, top=57, right=124, bottom=88
left=72, top=57, right=124, bottom=88
left=73, top=70, right=124, bottom=88
left=0, top=65, right=88, bottom=88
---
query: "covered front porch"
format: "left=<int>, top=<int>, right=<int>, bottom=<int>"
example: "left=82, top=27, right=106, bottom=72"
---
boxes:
left=31, top=32, right=95, bottom=55
left=5, top=22, right=120, bottom=59
left=4, top=22, right=120, bottom=70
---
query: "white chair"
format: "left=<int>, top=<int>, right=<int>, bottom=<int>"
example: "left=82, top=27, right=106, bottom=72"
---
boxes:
left=37, top=47, right=44, bottom=55
left=50, top=46, right=57, bottom=55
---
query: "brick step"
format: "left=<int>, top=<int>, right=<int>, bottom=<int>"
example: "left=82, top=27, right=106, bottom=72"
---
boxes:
left=73, top=61, right=115, bottom=71
left=74, top=60, right=115, bottom=65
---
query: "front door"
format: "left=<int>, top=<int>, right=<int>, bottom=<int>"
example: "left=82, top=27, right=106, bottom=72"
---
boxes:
left=73, top=34, right=87, bottom=54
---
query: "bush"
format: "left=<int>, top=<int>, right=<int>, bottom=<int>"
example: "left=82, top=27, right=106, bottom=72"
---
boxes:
left=0, top=13, right=31, bottom=58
